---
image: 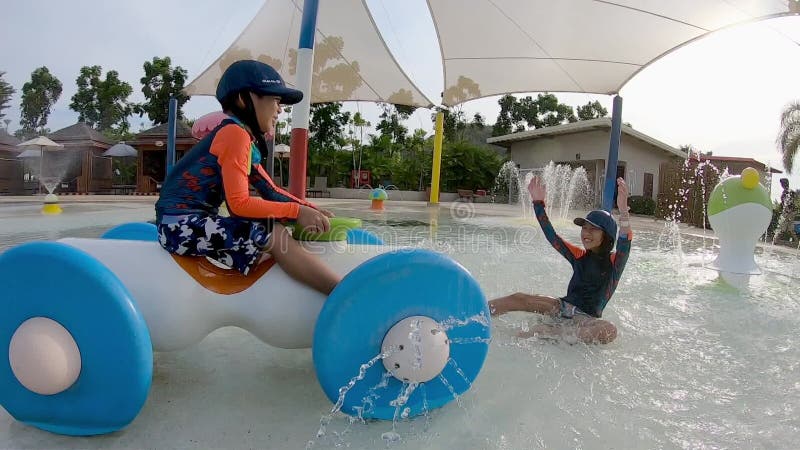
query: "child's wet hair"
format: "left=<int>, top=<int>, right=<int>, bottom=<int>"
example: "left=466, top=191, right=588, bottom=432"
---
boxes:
left=594, top=233, right=615, bottom=256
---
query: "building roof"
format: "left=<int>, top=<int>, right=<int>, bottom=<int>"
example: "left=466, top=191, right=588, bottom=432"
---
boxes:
left=487, top=118, right=685, bottom=159
left=48, top=122, right=114, bottom=145
left=0, top=128, right=21, bottom=151
left=693, top=154, right=782, bottom=174
left=136, top=121, right=195, bottom=139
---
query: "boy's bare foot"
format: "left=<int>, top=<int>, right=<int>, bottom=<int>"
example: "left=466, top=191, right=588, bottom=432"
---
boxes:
left=488, top=298, right=511, bottom=316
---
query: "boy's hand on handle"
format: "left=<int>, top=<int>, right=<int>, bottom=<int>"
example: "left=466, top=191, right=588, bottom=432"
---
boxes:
left=528, top=176, right=547, bottom=202
left=319, top=208, right=335, bottom=218
left=616, top=177, right=629, bottom=212
left=297, top=205, right=331, bottom=234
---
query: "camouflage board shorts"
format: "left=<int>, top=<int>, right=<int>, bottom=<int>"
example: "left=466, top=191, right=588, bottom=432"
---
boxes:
left=157, top=214, right=272, bottom=275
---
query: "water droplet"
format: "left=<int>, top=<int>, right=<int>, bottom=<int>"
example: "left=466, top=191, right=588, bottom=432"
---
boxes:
left=381, top=431, right=401, bottom=443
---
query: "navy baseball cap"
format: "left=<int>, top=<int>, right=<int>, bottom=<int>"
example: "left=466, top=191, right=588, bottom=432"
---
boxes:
left=215, top=60, right=303, bottom=105
left=574, top=210, right=618, bottom=239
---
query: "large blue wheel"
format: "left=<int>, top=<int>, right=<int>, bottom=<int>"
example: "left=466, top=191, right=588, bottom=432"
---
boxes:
left=313, top=249, right=490, bottom=420
left=101, top=222, right=158, bottom=242
left=0, top=242, right=152, bottom=435
left=346, top=228, right=384, bottom=246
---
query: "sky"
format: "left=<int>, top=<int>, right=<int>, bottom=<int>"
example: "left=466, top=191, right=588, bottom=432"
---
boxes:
left=1, top=0, right=799, bottom=198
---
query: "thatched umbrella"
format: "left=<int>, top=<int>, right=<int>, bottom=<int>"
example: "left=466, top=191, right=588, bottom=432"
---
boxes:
left=17, top=136, right=64, bottom=193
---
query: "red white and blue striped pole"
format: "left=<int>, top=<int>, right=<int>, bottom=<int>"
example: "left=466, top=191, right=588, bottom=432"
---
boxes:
left=288, top=0, right=320, bottom=199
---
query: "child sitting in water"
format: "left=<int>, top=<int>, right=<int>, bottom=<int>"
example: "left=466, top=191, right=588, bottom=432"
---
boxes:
left=489, top=176, right=632, bottom=344
left=155, top=60, right=340, bottom=294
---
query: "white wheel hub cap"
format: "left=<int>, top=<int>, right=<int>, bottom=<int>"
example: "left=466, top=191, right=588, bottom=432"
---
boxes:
left=9, top=317, right=81, bottom=395
left=381, top=316, right=450, bottom=383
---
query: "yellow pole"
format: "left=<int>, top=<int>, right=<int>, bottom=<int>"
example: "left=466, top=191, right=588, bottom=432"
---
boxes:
left=429, top=111, right=444, bottom=204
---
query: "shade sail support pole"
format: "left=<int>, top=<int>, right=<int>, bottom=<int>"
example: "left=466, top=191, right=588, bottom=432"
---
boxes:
left=602, top=95, right=623, bottom=212
left=289, top=0, right=320, bottom=200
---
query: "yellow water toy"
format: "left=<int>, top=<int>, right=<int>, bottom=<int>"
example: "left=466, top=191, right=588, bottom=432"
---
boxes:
left=41, top=194, right=62, bottom=215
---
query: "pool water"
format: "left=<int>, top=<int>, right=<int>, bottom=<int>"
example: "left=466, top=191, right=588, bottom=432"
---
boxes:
left=0, top=200, right=797, bottom=449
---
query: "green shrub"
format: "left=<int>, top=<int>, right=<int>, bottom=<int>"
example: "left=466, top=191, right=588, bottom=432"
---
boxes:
left=629, top=195, right=656, bottom=215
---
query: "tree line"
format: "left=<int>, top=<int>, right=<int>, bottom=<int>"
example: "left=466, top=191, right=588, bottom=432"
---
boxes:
left=0, top=57, right=188, bottom=141
left=286, top=95, right=610, bottom=191
left=1, top=60, right=616, bottom=192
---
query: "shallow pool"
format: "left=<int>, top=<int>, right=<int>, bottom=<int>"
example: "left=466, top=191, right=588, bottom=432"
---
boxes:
left=0, top=200, right=797, bottom=449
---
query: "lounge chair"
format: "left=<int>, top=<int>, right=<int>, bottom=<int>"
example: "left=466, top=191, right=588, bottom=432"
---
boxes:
left=457, top=189, right=474, bottom=202
left=306, top=176, right=330, bottom=198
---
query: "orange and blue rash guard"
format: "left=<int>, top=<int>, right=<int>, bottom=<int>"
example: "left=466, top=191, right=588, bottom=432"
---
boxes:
left=155, top=118, right=313, bottom=222
left=533, top=201, right=632, bottom=318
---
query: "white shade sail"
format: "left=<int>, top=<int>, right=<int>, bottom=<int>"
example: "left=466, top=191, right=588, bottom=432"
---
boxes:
left=428, top=0, right=800, bottom=105
left=185, top=0, right=434, bottom=108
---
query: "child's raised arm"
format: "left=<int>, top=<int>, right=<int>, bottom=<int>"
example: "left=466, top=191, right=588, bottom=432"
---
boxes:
left=529, top=176, right=585, bottom=264
left=612, top=177, right=632, bottom=275
left=616, top=177, right=632, bottom=237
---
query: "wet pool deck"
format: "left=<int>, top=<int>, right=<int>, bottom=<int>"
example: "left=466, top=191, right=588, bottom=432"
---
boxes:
left=1, top=195, right=796, bottom=255
left=1, top=194, right=798, bottom=449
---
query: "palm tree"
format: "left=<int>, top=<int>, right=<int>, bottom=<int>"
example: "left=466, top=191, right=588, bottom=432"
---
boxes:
left=349, top=112, right=370, bottom=187
left=778, top=101, right=800, bottom=173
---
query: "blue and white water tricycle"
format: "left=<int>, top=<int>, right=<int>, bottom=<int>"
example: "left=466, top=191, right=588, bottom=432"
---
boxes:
left=0, top=219, right=490, bottom=436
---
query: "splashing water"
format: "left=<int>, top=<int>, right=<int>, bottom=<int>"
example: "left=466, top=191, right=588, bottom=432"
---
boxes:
left=34, top=150, right=88, bottom=194
left=772, top=186, right=796, bottom=247
left=354, top=371, right=393, bottom=420
left=381, top=430, right=402, bottom=444
left=695, top=160, right=722, bottom=262
left=438, top=374, right=463, bottom=408
left=390, top=382, right=419, bottom=409
left=308, top=348, right=397, bottom=448
left=493, top=161, right=521, bottom=204
left=659, top=148, right=725, bottom=263
left=503, top=161, right=592, bottom=220
left=419, top=383, right=430, bottom=429
left=446, top=358, right=473, bottom=389
left=380, top=382, right=420, bottom=445
left=657, top=220, right=685, bottom=266
left=409, top=318, right=424, bottom=371
left=541, top=162, right=592, bottom=221
left=40, top=177, right=62, bottom=194
left=448, top=337, right=492, bottom=344
left=438, top=312, right=490, bottom=331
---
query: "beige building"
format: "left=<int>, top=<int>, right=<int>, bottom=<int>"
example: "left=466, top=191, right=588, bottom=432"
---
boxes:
left=487, top=118, right=686, bottom=206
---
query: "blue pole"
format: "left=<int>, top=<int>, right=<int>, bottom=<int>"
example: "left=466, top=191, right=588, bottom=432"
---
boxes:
left=602, top=95, right=623, bottom=212
left=298, top=0, right=319, bottom=49
left=166, top=97, right=178, bottom=175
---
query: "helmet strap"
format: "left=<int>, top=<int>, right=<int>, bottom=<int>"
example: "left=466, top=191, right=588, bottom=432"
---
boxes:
left=240, top=92, right=264, bottom=136
left=238, top=91, right=270, bottom=168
